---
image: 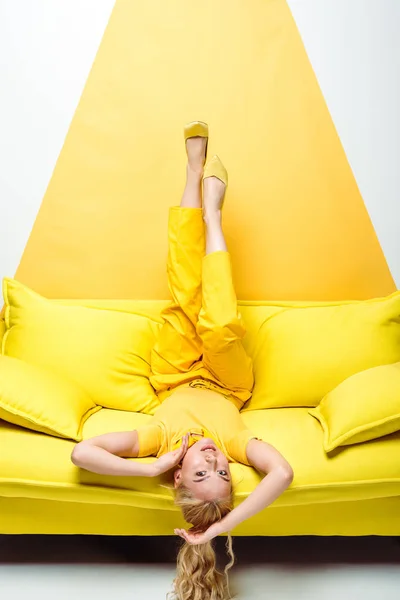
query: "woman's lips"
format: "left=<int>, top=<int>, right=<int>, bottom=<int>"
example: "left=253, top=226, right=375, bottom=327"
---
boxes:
left=201, top=444, right=217, bottom=451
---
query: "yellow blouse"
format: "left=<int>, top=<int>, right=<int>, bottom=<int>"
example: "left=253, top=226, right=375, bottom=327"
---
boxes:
left=137, top=384, right=259, bottom=465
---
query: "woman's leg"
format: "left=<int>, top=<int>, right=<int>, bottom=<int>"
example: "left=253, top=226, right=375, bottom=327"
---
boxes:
left=196, top=178, right=254, bottom=396
left=150, top=137, right=207, bottom=393
left=180, top=137, right=205, bottom=208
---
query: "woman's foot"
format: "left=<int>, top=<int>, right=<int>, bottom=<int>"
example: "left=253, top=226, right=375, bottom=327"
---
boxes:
left=203, top=176, right=226, bottom=220
left=185, top=136, right=208, bottom=175
left=203, top=178, right=227, bottom=252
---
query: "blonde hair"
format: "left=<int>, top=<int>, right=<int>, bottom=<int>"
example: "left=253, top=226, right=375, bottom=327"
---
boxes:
left=169, top=485, right=235, bottom=600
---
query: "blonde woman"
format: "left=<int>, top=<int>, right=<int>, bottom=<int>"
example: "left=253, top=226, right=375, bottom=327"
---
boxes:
left=71, top=122, right=294, bottom=600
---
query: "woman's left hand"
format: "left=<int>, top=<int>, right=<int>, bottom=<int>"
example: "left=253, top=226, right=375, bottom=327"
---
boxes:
left=152, top=434, right=189, bottom=476
left=174, top=522, right=222, bottom=545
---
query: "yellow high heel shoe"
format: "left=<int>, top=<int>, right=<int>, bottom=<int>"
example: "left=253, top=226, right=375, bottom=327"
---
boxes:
left=184, top=121, right=209, bottom=159
left=203, top=155, right=228, bottom=187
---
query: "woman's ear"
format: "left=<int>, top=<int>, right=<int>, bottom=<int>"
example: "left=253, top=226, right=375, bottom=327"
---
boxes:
left=174, top=468, right=182, bottom=488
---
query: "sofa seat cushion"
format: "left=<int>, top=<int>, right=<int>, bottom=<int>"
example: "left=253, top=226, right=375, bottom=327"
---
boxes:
left=241, top=409, right=400, bottom=503
left=1, top=407, right=400, bottom=510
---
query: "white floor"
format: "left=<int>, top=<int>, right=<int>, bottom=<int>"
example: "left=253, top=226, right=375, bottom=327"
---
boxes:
left=1, top=536, right=400, bottom=599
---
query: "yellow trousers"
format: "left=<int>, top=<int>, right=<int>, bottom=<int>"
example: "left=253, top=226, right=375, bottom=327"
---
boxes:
left=150, top=207, right=254, bottom=410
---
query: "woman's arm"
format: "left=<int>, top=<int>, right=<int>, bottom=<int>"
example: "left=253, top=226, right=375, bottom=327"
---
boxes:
left=71, top=431, right=156, bottom=477
left=214, top=439, right=293, bottom=534
left=71, top=431, right=189, bottom=477
left=175, top=439, right=293, bottom=544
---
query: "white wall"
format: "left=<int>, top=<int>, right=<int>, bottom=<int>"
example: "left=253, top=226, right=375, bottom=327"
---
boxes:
left=0, top=0, right=399, bottom=286
left=0, top=0, right=115, bottom=277
left=288, top=0, right=400, bottom=286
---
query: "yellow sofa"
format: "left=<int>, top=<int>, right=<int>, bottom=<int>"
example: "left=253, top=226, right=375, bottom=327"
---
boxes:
left=1, top=293, right=400, bottom=537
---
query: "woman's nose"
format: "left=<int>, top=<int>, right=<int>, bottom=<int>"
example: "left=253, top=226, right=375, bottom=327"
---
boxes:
left=205, top=454, right=217, bottom=466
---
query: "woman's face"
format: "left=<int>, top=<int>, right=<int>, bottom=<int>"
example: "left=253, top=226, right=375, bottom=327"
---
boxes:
left=174, top=438, right=232, bottom=501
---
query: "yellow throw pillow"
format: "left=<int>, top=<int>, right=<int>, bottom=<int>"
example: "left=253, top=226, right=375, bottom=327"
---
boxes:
left=0, top=316, right=5, bottom=347
left=244, top=291, right=400, bottom=410
left=309, top=363, right=400, bottom=452
left=2, top=278, right=161, bottom=414
left=0, top=355, right=99, bottom=440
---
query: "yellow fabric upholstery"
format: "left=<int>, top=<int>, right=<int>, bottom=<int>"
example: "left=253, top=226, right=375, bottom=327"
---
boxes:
left=4, top=279, right=400, bottom=417
left=2, top=278, right=161, bottom=414
left=1, top=496, right=400, bottom=536
left=0, top=355, right=99, bottom=441
left=2, top=293, right=400, bottom=535
left=0, top=316, right=5, bottom=346
left=309, top=363, right=400, bottom=452
left=243, top=291, right=400, bottom=410
left=2, top=407, right=400, bottom=512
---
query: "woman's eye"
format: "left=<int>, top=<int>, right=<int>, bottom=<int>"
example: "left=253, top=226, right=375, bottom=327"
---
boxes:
left=218, top=470, right=228, bottom=476
left=196, top=471, right=207, bottom=477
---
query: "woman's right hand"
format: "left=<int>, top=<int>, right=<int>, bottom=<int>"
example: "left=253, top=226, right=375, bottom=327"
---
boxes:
left=152, top=434, right=189, bottom=476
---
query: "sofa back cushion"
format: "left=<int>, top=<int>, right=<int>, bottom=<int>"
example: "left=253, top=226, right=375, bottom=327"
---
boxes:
left=3, top=278, right=400, bottom=414
left=2, top=279, right=161, bottom=414
left=240, top=293, right=400, bottom=410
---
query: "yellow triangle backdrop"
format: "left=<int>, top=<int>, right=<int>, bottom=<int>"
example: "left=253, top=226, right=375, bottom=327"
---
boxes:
left=15, top=0, right=395, bottom=300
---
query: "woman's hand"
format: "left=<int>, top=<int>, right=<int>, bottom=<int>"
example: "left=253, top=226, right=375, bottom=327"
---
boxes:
left=152, top=434, right=189, bottom=476
left=174, top=521, right=223, bottom=545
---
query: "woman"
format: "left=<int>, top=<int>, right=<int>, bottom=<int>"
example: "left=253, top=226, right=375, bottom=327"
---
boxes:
left=71, top=122, right=294, bottom=600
